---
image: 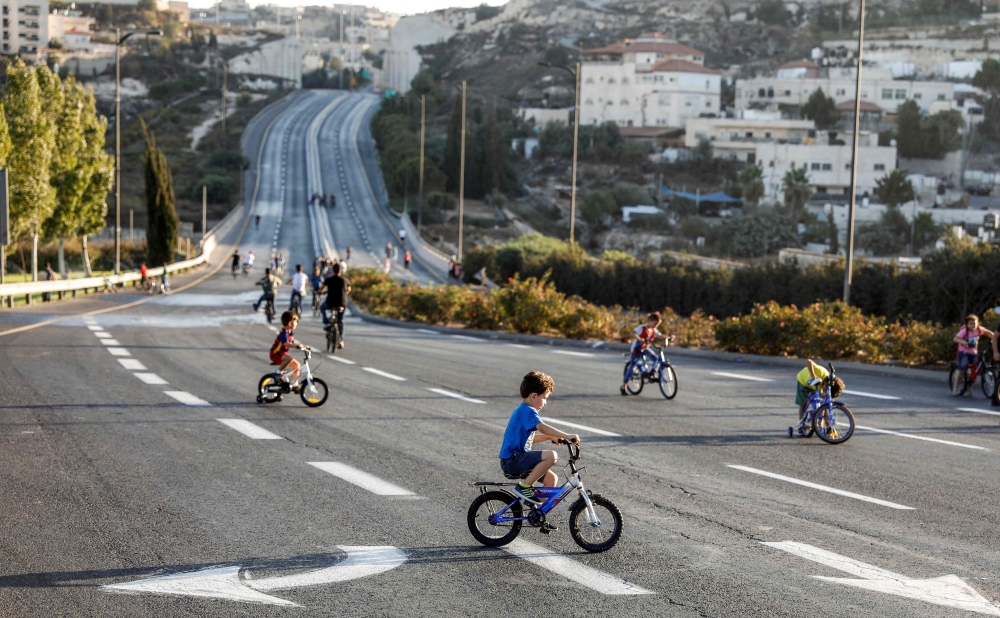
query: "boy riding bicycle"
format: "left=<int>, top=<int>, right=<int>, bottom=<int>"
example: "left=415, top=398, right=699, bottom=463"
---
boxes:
left=620, top=312, right=667, bottom=396
left=499, top=371, right=579, bottom=531
left=796, top=359, right=844, bottom=409
left=270, top=311, right=308, bottom=387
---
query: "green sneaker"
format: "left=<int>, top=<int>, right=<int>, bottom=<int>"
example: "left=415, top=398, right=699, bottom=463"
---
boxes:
left=514, top=482, right=540, bottom=504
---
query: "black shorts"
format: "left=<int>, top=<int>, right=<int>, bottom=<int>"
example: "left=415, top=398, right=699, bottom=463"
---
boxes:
left=500, top=450, right=543, bottom=479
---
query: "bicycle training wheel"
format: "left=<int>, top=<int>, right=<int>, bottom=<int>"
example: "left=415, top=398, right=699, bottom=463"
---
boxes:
left=813, top=403, right=855, bottom=444
left=797, top=399, right=815, bottom=438
left=300, top=377, right=329, bottom=407
left=569, top=494, right=623, bottom=553
left=257, top=374, right=283, bottom=404
left=625, top=363, right=644, bottom=395
left=658, top=365, right=678, bottom=399
left=982, top=368, right=996, bottom=399
left=467, top=490, right=522, bottom=547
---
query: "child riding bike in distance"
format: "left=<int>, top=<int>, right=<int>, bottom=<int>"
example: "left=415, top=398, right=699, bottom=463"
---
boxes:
left=952, top=314, right=995, bottom=396
left=796, top=359, right=844, bottom=409
left=499, top=371, right=579, bottom=532
left=620, top=311, right=667, bottom=396
left=271, top=311, right=308, bottom=389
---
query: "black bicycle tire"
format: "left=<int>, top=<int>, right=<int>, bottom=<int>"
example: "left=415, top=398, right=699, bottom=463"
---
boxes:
left=658, top=364, right=678, bottom=399
left=625, top=362, right=643, bottom=395
left=982, top=367, right=996, bottom=399
left=467, top=490, right=522, bottom=547
left=949, top=367, right=970, bottom=396
left=813, top=403, right=855, bottom=444
left=569, top=494, right=623, bottom=553
left=326, top=324, right=340, bottom=353
left=300, top=377, right=329, bottom=407
left=257, top=374, right=282, bottom=404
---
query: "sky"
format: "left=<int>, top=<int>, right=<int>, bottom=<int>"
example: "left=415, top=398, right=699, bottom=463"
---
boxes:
left=187, top=0, right=507, bottom=15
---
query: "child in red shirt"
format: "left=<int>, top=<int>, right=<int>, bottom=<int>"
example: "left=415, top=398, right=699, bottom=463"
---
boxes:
left=270, top=311, right=307, bottom=383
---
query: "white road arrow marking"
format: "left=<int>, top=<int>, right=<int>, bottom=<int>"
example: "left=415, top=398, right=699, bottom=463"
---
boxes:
left=764, top=541, right=1000, bottom=615
left=103, top=546, right=406, bottom=607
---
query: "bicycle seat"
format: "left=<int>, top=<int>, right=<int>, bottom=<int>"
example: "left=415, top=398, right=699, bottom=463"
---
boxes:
left=269, top=362, right=280, bottom=366
left=502, top=470, right=530, bottom=480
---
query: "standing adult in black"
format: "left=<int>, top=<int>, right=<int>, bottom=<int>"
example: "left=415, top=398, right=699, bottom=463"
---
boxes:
left=319, top=262, right=351, bottom=349
left=992, top=298, right=1000, bottom=407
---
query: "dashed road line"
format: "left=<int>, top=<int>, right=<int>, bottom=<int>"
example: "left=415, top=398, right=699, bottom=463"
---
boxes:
left=541, top=417, right=622, bottom=437
left=711, top=371, right=774, bottom=382
left=416, top=329, right=440, bottom=335
left=94, top=332, right=112, bottom=338
left=327, top=356, right=356, bottom=365
left=502, top=539, right=653, bottom=595
left=362, top=367, right=406, bottom=381
left=856, top=425, right=987, bottom=450
left=450, top=335, right=481, bottom=342
left=504, top=343, right=531, bottom=349
left=957, top=406, right=1000, bottom=417
left=551, top=350, right=594, bottom=358
left=842, top=390, right=900, bottom=401
left=86, top=325, right=104, bottom=331
left=118, top=359, right=147, bottom=370
left=307, top=462, right=416, bottom=496
left=217, top=418, right=283, bottom=440
left=164, top=391, right=212, bottom=406
left=100, top=339, right=122, bottom=346
left=727, top=465, right=914, bottom=510
left=134, top=373, right=169, bottom=385
left=427, top=388, right=486, bottom=404
left=107, top=348, right=131, bottom=356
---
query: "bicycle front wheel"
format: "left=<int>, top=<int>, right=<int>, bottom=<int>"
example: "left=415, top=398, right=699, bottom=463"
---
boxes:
left=468, top=491, right=522, bottom=547
left=300, top=377, right=329, bottom=407
left=569, top=494, right=623, bottom=553
left=658, top=364, right=678, bottom=399
left=982, top=367, right=996, bottom=399
left=813, top=403, right=855, bottom=444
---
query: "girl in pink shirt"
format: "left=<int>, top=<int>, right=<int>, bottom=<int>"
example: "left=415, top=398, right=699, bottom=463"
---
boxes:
left=952, top=315, right=995, bottom=396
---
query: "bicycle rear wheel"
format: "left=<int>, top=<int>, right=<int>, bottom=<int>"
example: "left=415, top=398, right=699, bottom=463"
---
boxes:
left=658, top=364, right=678, bottom=399
left=468, top=491, right=522, bottom=547
left=813, top=403, right=855, bottom=444
left=624, top=362, right=643, bottom=395
left=982, top=367, right=996, bottom=399
left=257, top=374, right=283, bottom=404
left=326, top=324, right=340, bottom=353
left=949, top=367, right=970, bottom=395
left=569, top=494, right=623, bottom=553
left=797, top=399, right=816, bottom=438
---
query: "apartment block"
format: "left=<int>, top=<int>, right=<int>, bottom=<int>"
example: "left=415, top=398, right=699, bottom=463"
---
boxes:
left=3, top=0, right=49, bottom=56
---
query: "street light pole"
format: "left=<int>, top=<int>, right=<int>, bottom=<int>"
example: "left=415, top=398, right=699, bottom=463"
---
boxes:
left=458, top=80, right=467, bottom=261
left=843, top=0, right=866, bottom=305
left=538, top=60, right=581, bottom=245
left=418, top=94, right=425, bottom=235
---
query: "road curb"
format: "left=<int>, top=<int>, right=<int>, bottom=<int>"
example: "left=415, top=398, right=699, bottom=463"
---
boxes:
left=349, top=303, right=949, bottom=383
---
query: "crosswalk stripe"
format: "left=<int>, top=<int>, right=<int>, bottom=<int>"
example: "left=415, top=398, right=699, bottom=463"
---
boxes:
left=134, top=373, right=169, bottom=385
left=118, top=359, right=147, bottom=370
left=502, top=539, right=653, bottom=595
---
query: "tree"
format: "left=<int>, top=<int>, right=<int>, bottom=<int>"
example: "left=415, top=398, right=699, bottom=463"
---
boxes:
left=826, top=208, right=839, bottom=255
left=4, top=59, right=56, bottom=281
left=579, top=190, right=617, bottom=231
left=874, top=170, right=915, bottom=207
left=721, top=206, right=799, bottom=256
left=738, top=164, right=765, bottom=206
left=137, top=0, right=156, bottom=10
left=473, top=103, right=501, bottom=198
left=543, top=46, right=570, bottom=67
left=800, top=88, right=841, bottom=129
left=893, top=100, right=961, bottom=159
left=756, top=0, right=789, bottom=24
left=782, top=166, right=811, bottom=218
left=912, top=211, right=941, bottom=254
left=443, top=95, right=463, bottom=193
left=141, top=119, right=178, bottom=267
left=972, top=58, right=1000, bottom=97
left=973, top=59, right=1000, bottom=143
left=894, top=100, right=923, bottom=158
left=695, top=137, right=713, bottom=162
left=857, top=207, right=909, bottom=256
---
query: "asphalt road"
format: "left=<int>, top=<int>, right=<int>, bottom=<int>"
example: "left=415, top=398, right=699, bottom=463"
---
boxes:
left=2, top=92, right=1000, bottom=617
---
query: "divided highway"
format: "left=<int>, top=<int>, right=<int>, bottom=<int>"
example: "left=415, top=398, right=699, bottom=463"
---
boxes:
left=2, top=91, right=1000, bottom=617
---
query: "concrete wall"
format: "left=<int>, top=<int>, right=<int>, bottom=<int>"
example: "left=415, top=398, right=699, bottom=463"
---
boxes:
left=898, top=151, right=963, bottom=180
left=228, top=37, right=304, bottom=88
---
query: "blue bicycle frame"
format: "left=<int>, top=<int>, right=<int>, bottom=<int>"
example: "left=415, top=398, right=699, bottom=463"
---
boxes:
left=487, top=482, right=577, bottom=525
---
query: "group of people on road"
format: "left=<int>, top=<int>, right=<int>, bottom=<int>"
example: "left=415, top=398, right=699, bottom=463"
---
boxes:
left=309, top=193, right=336, bottom=208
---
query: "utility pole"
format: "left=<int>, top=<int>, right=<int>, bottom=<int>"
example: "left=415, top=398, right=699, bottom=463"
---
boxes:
left=221, top=61, right=228, bottom=150
left=418, top=94, right=425, bottom=234
left=129, top=209, right=133, bottom=242
left=843, top=0, right=867, bottom=305
left=569, top=61, right=581, bottom=246
left=115, top=28, right=121, bottom=275
left=458, top=80, right=467, bottom=261
left=202, top=185, right=207, bottom=236
left=339, top=10, right=345, bottom=90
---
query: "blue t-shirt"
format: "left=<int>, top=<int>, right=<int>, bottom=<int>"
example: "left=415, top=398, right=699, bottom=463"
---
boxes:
left=499, top=403, right=542, bottom=459
left=309, top=274, right=323, bottom=290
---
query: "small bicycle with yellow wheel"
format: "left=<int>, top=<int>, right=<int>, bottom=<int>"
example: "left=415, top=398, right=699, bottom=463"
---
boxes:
left=257, top=347, right=329, bottom=407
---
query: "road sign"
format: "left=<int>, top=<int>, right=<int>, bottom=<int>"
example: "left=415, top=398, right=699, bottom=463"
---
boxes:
left=103, top=546, right=406, bottom=607
left=350, top=77, right=357, bottom=86
left=0, top=168, right=8, bottom=246
left=764, top=541, right=1000, bottom=615
left=362, top=69, right=369, bottom=78
left=385, top=89, right=396, bottom=98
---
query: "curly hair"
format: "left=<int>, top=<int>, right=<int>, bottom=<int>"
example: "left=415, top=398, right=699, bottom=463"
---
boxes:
left=520, top=371, right=555, bottom=399
left=831, top=377, right=845, bottom=398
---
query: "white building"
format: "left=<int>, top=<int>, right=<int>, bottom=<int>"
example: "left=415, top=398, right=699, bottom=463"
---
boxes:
left=685, top=116, right=817, bottom=164
left=3, top=0, right=48, bottom=56
left=580, top=33, right=721, bottom=129
left=736, top=63, right=954, bottom=116
left=48, top=6, right=91, bottom=47
left=383, top=15, right=454, bottom=95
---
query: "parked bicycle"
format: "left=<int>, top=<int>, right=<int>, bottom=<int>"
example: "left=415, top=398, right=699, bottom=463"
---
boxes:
left=623, top=340, right=678, bottom=399
left=256, top=347, right=329, bottom=407
left=949, top=350, right=995, bottom=398
left=467, top=442, right=623, bottom=553
left=790, top=362, right=855, bottom=444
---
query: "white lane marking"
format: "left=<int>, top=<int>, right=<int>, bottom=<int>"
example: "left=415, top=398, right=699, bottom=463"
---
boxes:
left=551, top=350, right=594, bottom=357
left=327, top=355, right=356, bottom=364
left=727, top=465, right=914, bottom=510
left=94, top=332, right=112, bottom=338
left=100, top=339, right=122, bottom=346
left=502, top=539, right=653, bottom=595
left=134, top=373, right=169, bottom=385
left=856, top=425, right=987, bottom=451
left=86, top=325, right=104, bottom=331
left=107, top=347, right=131, bottom=356
left=307, top=462, right=415, bottom=496
left=103, top=546, right=407, bottom=607
left=541, top=417, right=622, bottom=437
left=164, top=391, right=212, bottom=406
left=427, top=388, right=486, bottom=404
left=82, top=317, right=96, bottom=323
left=362, top=367, right=406, bottom=381
left=118, top=359, right=147, bottom=370
left=711, top=371, right=774, bottom=382
left=842, top=390, right=900, bottom=401
left=764, top=541, right=1000, bottom=616
left=504, top=343, right=531, bottom=349
left=267, top=325, right=279, bottom=333
left=217, top=418, right=283, bottom=440
left=416, top=328, right=440, bottom=335
left=450, top=334, right=481, bottom=342
left=957, top=406, right=1000, bottom=417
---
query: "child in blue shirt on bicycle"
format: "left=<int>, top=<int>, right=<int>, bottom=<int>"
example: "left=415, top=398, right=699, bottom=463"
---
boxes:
left=499, top=371, right=579, bottom=526
left=796, top=359, right=844, bottom=408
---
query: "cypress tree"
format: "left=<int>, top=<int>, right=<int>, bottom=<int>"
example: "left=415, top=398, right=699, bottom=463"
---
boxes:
left=141, top=119, right=178, bottom=267
left=443, top=97, right=463, bottom=193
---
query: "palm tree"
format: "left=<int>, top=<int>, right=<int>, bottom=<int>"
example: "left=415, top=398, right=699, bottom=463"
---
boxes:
left=874, top=170, right=915, bottom=208
left=783, top=166, right=811, bottom=219
left=738, top=164, right=765, bottom=206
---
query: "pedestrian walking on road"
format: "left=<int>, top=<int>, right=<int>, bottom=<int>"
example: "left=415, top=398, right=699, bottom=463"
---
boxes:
left=403, top=250, right=411, bottom=270
left=344, top=246, right=352, bottom=266
left=255, top=215, right=261, bottom=230
left=398, top=228, right=407, bottom=245
left=42, top=263, right=54, bottom=302
left=385, top=242, right=392, bottom=260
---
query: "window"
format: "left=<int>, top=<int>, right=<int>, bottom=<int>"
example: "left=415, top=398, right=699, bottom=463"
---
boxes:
left=913, top=92, right=922, bottom=100
left=685, top=95, right=699, bottom=107
left=658, top=94, right=672, bottom=106
left=861, top=90, right=869, bottom=99
left=784, top=90, right=791, bottom=96
left=845, top=163, right=852, bottom=170
left=608, top=78, right=616, bottom=84
left=706, top=79, right=710, bottom=89
left=585, top=98, right=594, bottom=105
left=736, top=88, right=742, bottom=98
left=585, top=77, right=594, bottom=84
left=621, top=77, right=629, bottom=84
left=874, top=163, right=886, bottom=171
left=747, top=153, right=756, bottom=164
left=730, top=131, right=739, bottom=139
left=745, top=132, right=754, bottom=138
left=937, top=93, right=947, bottom=101
left=758, top=88, right=766, bottom=98
left=767, top=87, right=774, bottom=98
left=882, top=89, right=893, bottom=100
left=765, top=132, right=772, bottom=138
left=811, top=163, right=821, bottom=170
left=822, top=163, right=832, bottom=171
left=620, top=99, right=629, bottom=105
left=836, top=89, right=846, bottom=96
left=895, top=89, right=906, bottom=100
left=695, top=131, right=708, bottom=139
left=706, top=99, right=713, bottom=108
